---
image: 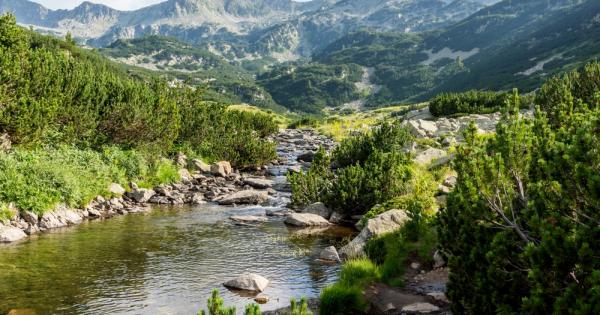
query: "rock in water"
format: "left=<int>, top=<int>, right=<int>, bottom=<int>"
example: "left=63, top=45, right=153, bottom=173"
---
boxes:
left=0, top=225, right=27, bottom=243
left=284, top=213, right=331, bottom=227
left=339, top=209, right=410, bottom=259
left=217, top=190, right=268, bottom=205
left=244, top=178, right=274, bottom=189
left=301, top=202, right=332, bottom=219
left=223, top=273, right=269, bottom=292
left=230, top=215, right=268, bottom=223
left=127, top=188, right=156, bottom=203
left=320, top=246, right=341, bottom=262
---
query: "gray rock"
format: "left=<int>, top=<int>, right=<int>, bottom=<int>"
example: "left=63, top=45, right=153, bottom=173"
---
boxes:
left=21, top=211, right=38, bottom=226
left=190, top=159, right=211, bottom=173
left=443, top=176, right=457, bottom=188
left=244, top=178, right=274, bottom=189
left=0, top=225, right=27, bottom=242
left=339, top=209, right=410, bottom=259
left=433, top=250, right=446, bottom=268
left=88, top=208, right=102, bottom=218
left=211, top=161, right=233, bottom=177
left=266, top=209, right=294, bottom=217
left=108, top=183, right=126, bottom=195
left=0, top=133, right=11, bottom=152
left=128, top=188, right=156, bottom=203
left=301, top=202, right=332, bottom=219
left=217, top=190, right=268, bottom=205
left=191, top=193, right=206, bottom=205
left=428, top=154, right=455, bottom=169
left=401, top=302, right=440, bottom=313
left=414, top=148, right=448, bottom=165
left=329, top=211, right=344, bottom=224
left=297, top=151, right=316, bottom=162
left=284, top=213, right=331, bottom=227
left=223, top=273, right=269, bottom=292
left=230, top=215, right=268, bottom=223
left=320, top=246, right=341, bottom=262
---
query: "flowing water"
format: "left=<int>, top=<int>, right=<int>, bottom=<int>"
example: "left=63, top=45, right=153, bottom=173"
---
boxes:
left=0, top=132, right=352, bottom=315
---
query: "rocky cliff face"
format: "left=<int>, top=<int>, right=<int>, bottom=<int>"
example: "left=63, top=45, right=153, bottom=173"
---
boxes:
left=0, top=0, right=498, bottom=60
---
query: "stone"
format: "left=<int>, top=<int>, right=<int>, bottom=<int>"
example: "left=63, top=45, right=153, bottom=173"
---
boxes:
left=401, top=302, right=440, bottom=313
left=329, top=211, right=344, bottom=224
left=414, top=148, right=447, bottom=165
left=223, top=273, right=269, bottom=292
left=0, top=133, right=11, bottom=152
left=191, top=193, right=206, bottom=205
left=339, top=209, right=410, bottom=259
left=254, top=295, right=269, bottom=304
left=21, top=211, right=38, bottom=226
left=244, top=178, right=274, bottom=189
left=297, top=151, right=316, bottom=162
left=266, top=209, right=294, bottom=217
left=428, top=154, right=455, bottom=169
left=301, top=202, right=332, bottom=220
left=176, top=152, right=188, bottom=168
left=438, top=184, right=451, bottom=195
left=0, top=225, right=27, bottom=243
left=320, top=246, right=341, bottom=262
left=284, top=213, right=331, bottom=227
left=211, top=161, right=233, bottom=177
left=39, top=211, right=65, bottom=230
left=410, top=262, right=421, bottom=270
left=190, top=159, right=211, bottom=173
left=178, top=168, right=192, bottom=181
left=230, top=215, right=268, bottom=223
left=108, top=183, right=126, bottom=195
left=443, top=176, right=457, bottom=188
left=88, top=208, right=102, bottom=218
left=217, top=190, right=268, bottom=205
left=427, top=292, right=449, bottom=303
left=433, top=250, right=446, bottom=268
left=128, top=188, right=156, bottom=203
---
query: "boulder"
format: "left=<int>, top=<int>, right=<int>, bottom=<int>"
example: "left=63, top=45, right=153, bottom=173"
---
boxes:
left=339, top=209, right=410, bottom=259
left=320, top=246, right=341, bottom=262
left=401, top=303, right=440, bottom=313
left=284, top=213, right=331, bottom=227
left=297, top=151, right=316, bottom=162
left=301, top=202, right=332, bottom=220
left=128, top=188, right=156, bottom=203
left=21, top=211, right=38, bottom=226
left=189, top=159, right=211, bottom=173
left=414, top=148, right=447, bottom=165
left=266, top=209, right=294, bottom=217
left=108, top=183, right=126, bottom=195
left=329, top=211, right=344, bottom=224
left=0, top=133, right=11, bottom=152
left=0, top=225, right=27, bottom=243
left=443, top=176, right=457, bottom=188
left=230, top=215, right=268, bottom=223
left=176, top=152, right=188, bottom=168
left=178, top=168, right=192, bottom=181
left=244, top=178, right=274, bottom=189
left=217, top=190, right=268, bottom=205
left=191, top=193, right=206, bottom=205
left=223, top=273, right=269, bottom=292
left=211, top=161, right=233, bottom=177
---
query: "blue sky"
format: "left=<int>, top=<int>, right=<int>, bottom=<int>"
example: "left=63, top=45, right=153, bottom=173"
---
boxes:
left=31, top=0, right=311, bottom=11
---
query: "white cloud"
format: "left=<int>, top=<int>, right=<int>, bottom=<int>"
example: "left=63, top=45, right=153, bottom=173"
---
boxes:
left=30, top=0, right=167, bottom=11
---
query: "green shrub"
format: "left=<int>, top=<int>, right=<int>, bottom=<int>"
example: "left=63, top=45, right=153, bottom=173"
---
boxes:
left=288, top=148, right=332, bottom=208
left=339, top=258, right=381, bottom=287
left=319, top=284, right=368, bottom=315
left=437, top=80, right=600, bottom=314
left=198, top=289, right=235, bottom=315
left=429, top=90, right=511, bottom=117
left=288, top=297, right=313, bottom=315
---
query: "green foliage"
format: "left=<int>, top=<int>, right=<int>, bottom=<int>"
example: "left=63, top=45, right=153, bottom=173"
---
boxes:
left=259, top=63, right=364, bottom=114
left=0, top=15, right=277, bottom=169
left=287, top=297, right=313, bottom=315
left=332, top=122, right=413, bottom=168
left=338, top=258, right=381, bottom=287
left=288, top=148, right=332, bottom=208
left=244, top=303, right=261, bottom=315
left=429, top=90, right=511, bottom=117
left=198, top=289, right=236, bottom=315
left=437, top=68, right=600, bottom=314
left=319, top=258, right=377, bottom=315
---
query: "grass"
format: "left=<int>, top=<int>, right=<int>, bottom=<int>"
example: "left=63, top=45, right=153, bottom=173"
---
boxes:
left=228, top=104, right=291, bottom=129
left=0, top=146, right=180, bottom=215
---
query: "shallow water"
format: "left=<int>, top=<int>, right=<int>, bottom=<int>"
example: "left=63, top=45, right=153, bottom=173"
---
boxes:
left=0, top=204, right=355, bottom=315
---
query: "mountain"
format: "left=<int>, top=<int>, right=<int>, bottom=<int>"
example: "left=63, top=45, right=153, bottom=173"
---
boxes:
left=0, top=0, right=495, bottom=63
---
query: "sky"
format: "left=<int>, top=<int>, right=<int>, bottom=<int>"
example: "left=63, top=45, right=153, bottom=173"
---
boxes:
left=31, top=0, right=311, bottom=11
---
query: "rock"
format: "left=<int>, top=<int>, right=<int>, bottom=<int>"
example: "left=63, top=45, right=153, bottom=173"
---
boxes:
left=284, top=213, right=331, bottom=227
left=211, top=161, right=233, bottom=177
left=56, top=206, right=83, bottom=225
left=0, top=133, right=11, bottom=152
left=301, top=202, right=332, bottom=219
left=176, top=152, right=188, bottom=168
left=178, top=168, right=192, bottom=181
left=244, top=178, right=274, bottom=189
left=191, top=193, right=206, bottom=205
left=0, top=225, right=27, bottom=243
left=297, top=151, right=316, bottom=162
left=428, top=154, right=455, bottom=169
left=129, top=182, right=139, bottom=190
left=217, top=190, right=268, bottom=205
left=443, top=176, right=457, bottom=188
left=339, top=209, right=410, bottom=259
left=230, top=215, right=268, bottom=223
left=108, top=183, right=126, bottom=195
left=21, top=211, right=38, bottom=226
left=223, top=273, right=269, bottom=292
left=254, top=295, right=269, bottom=304
left=329, top=211, right=344, bottom=224
left=190, top=159, right=211, bottom=173
left=320, top=246, right=341, bottom=262
left=88, top=208, right=102, bottom=218
left=438, top=184, right=451, bottom=195
left=414, top=148, right=447, bottom=165
left=433, top=250, right=446, bottom=268
left=287, top=165, right=302, bottom=174
left=410, top=262, right=421, bottom=270
left=426, top=292, right=449, bottom=303
left=128, top=188, right=156, bottom=203
left=401, top=302, right=440, bottom=313
left=24, top=224, right=39, bottom=235
left=266, top=209, right=294, bottom=217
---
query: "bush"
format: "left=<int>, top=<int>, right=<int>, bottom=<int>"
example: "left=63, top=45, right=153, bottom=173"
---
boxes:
left=319, top=285, right=367, bottom=315
left=437, top=79, right=600, bottom=314
left=339, top=258, right=381, bottom=287
left=429, top=90, right=511, bottom=117
left=288, top=148, right=332, bottom=208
